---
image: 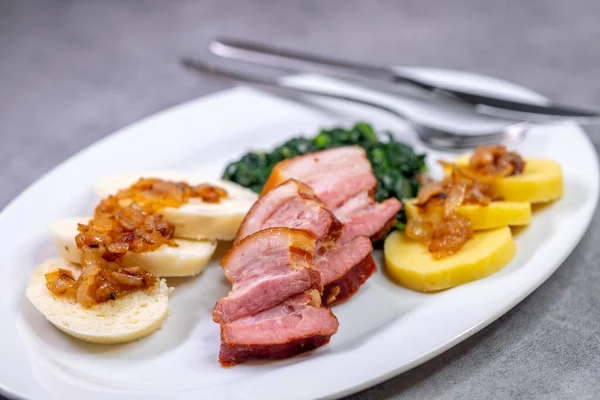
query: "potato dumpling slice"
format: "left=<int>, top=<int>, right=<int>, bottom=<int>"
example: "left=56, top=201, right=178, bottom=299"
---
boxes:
left=404, top=199, right=531, bottom=230
left=452, top=156, right=563, bottom=204
left=384, top=227, right=516, bottom=292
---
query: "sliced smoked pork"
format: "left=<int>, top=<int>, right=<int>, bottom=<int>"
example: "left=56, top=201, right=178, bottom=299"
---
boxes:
left=213, top=228, right=321, bottom=324
left=219, top=289, right=339, bottom=366
left=235, top=178, right=375, bottom=305
left=261, top=146, right=401, bottom=243
left=337, top=195, right=402, bottom=242
left=262, top=146, right=377, bottom=209
left=333, top=190, right=374, bottom=221
left=236, top=179, right=341, bottom=245
left=317, top=235, right=375, bottom=305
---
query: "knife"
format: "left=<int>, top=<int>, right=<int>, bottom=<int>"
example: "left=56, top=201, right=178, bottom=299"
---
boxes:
left=209, top=38, right=600, bottom=119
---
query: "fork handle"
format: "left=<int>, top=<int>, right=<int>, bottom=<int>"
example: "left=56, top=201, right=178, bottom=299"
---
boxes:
left=181, top=58, right=410, bottom=121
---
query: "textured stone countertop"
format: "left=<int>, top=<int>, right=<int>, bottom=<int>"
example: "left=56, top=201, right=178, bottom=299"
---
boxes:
left=1, top=1, right=599, bottom=398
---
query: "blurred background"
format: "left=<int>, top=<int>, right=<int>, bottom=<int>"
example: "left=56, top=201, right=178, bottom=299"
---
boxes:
left=2, top=1, right=600, bottom=208
left=1, top=1, right=600, bottom=398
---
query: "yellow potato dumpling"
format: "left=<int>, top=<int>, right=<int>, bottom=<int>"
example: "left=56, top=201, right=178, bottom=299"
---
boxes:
left=404, top=199, right=532, bottom=231
left=452, top=156, right=563, bottom=204
left=384, top=227, right=517, bottom=292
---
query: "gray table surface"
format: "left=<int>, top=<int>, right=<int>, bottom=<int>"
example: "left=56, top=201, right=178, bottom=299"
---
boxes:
left=2, top=1, right=600, bottom=399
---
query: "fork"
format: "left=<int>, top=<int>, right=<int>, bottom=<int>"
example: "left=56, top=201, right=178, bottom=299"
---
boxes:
left=181, top=58, right=527, bottom=151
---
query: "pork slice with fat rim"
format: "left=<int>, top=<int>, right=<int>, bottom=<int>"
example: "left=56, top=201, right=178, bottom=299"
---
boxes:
left=236, top=179, right=341, bottom=245
left=262, top=146, right=377, bottom=209
left=213, top=228, right=322, bottom=324
left=237, top=177, right=378, bottom=305
left=316, top=235, right=376, bottom=305
left=333, top=190, right=373, bottom=222
left=338, top=196, right=402, bottom=242
left=219, top=289, right=339, bottom=366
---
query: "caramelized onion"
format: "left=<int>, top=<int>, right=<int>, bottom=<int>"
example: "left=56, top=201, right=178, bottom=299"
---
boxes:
left=45, top=269, right=77, bottom=296
left=46, top=178, right=226, bottom=307
left=111, top=271, right=145, bottom=287
left=107, top=242, right=129, bottom=254
left=406, top=218, right=435, bottom=242
left=416, top=182, right=444, bottom=206
left=429, top=214, right=473, bottom=258
left=193, top=184, right=228, bottom=203
left=443, top=183, right=467, bottom=217
left=409, top=145, right=523, bottom=258
left=452, top=163, right=498, bottom=185
left=76, top=266, right=100, bottom=308
left=74, top=263, right=157, bottom=307
left=468, top=145, right=525, bottom=177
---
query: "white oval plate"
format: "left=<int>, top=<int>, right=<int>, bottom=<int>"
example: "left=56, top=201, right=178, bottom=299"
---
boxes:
left=1, top=69, right=597, bottom=400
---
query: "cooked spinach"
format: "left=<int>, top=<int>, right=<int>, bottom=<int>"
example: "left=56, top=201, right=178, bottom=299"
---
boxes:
left=222, top=123, right=427, bottom=233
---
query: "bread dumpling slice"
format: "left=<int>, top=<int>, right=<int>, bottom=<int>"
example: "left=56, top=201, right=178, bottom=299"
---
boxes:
left=51, top=217, right=217, bottom=277
left=94, top=172, right=258, bottom=241
left=26, top=258, right=169, bottom=344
